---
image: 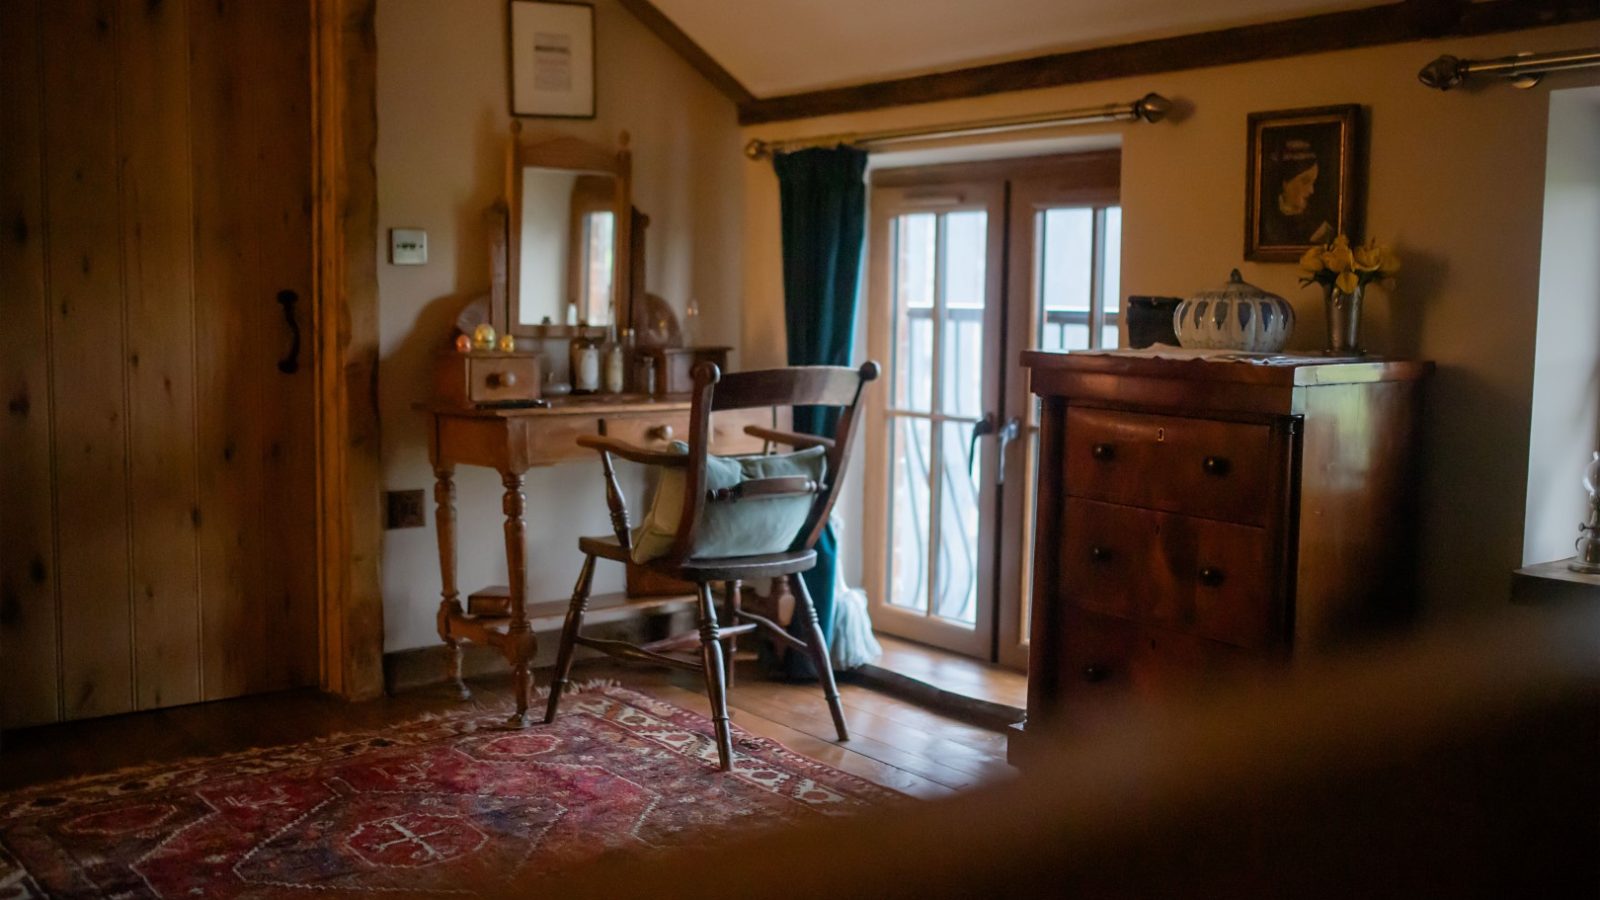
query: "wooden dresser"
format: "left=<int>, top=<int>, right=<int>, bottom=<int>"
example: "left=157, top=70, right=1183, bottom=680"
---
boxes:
left=1012, top=352, right=1432, bottom=760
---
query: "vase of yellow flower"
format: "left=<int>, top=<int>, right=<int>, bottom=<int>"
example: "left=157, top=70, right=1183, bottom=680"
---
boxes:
left=1298, top=235, right=1399, bottom=354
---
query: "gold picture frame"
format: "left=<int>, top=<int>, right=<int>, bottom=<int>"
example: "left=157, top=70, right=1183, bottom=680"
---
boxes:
left=1244, top=104, right=1362, bottom=262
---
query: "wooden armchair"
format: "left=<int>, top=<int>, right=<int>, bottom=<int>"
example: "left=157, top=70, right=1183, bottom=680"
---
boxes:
left=544, top=361, right=880, bottom=771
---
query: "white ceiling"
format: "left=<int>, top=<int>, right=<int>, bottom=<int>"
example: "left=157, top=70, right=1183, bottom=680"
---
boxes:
left=650, top=0, right=1380, bottom=97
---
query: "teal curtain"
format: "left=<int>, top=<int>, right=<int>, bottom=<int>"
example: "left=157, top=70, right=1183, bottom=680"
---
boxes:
left=773, top=145, right=868, bottom=678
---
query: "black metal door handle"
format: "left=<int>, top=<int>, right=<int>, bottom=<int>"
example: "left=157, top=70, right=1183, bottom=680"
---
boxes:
left=277, top=289, right=300, bottom=374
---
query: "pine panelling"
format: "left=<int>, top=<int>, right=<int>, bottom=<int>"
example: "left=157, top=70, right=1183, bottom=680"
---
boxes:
left=191, top=0, right=266, bottom=699
left=43, top=0, right=136, bottom=720
left=190, top=0, right=319, bottom=700
left=118, top=0, right=203, bottom=711
left=0, top=0, right=63, bottom=728
left=241, top=0, right=319, bottom=693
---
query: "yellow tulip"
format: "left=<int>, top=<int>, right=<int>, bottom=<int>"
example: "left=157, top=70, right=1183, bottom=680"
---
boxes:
left=1335, top=269, right=1359, bottom=294
left=1331, top=234, right=1350, bottom=250
left=1323, top=242, right=1354, bottom=273
left=1380, top=247, right=1401, bottom=274
left=1353, top=241, right=1383, bottom=272
left=1299, top=245, right=1326, bottom=272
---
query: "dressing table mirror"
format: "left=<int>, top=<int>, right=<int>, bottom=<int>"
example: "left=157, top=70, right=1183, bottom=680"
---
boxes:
left=499, top=124, right=632, bottom=337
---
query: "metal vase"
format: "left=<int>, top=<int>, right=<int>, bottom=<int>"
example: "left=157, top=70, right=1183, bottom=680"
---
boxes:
left=1324, top=283, right=1365, bottom=354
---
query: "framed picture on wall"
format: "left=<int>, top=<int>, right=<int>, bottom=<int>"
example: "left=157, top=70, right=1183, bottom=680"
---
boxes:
left=1244, top=104, right=1363, bottom=262
left=508, top=1, right=596, bottom=119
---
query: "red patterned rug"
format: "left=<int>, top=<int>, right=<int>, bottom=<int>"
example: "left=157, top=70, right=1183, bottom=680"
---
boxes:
left=0, top=684, right=901, bottom=897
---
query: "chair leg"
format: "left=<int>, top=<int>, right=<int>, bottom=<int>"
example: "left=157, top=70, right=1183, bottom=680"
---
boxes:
left=791, top=572, right=849, bottom=742
left=723, top=579, right=742, bottom=689
left=697, top=581, right=735, bottom=772
left=544, top=553, right=596, bottom=724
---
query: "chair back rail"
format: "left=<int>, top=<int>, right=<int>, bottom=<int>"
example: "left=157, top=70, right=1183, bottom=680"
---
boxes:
left=664, top=361, right=879, bottom=566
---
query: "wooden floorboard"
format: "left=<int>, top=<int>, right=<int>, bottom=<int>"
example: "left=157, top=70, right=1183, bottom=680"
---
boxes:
left=0, top=660, right=1010, bottom=799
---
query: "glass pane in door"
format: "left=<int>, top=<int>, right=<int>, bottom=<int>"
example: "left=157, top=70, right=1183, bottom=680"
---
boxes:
left=883, top=208, right=989, bottom=628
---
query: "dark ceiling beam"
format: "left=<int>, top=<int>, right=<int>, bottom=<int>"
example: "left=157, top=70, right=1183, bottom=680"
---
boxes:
left=617, top=0, right=755, bottom=106
left=737, top=0, right=1600, bottom=125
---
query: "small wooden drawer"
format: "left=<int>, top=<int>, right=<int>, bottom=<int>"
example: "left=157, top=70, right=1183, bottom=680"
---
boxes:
left=1062, top=497, right=1282, bottom=649
left=1063, top=406, right=1279, bottom=526
left=466, top=355, right=541, bottom=405
left=1053, top=607, right=1255, bottom=724
left=603, top=412, right=692, bottom=449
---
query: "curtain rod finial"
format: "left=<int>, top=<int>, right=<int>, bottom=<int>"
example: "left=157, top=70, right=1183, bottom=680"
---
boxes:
left=1418, top=54, right=1466, bottom=90
left=745, top=139, right=770, bottom=160
left=1134, top=93, right=1173, bottom=123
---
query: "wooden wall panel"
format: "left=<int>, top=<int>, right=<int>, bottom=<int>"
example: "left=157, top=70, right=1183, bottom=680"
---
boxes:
left=0, top=0, right=63, bottom=728
left=190, top=0, right=318, bottom=700
left=1, top=0, right=322, bottom=726
left=42, top=0, right=136, bottom=720
left=238, top=0, right=319, bottom=693
left=118, top=0, right=203, bottom=710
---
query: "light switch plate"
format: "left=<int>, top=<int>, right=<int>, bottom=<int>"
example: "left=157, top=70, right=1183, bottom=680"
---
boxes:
left=390, top=228, right=427, bottom=265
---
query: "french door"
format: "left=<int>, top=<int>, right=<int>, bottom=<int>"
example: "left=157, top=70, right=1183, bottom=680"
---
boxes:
left=864, top=154, right=1121, bottom=664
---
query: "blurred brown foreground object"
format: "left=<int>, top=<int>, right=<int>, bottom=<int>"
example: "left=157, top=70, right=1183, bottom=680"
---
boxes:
left=502, top=605, right=1599, bottom=899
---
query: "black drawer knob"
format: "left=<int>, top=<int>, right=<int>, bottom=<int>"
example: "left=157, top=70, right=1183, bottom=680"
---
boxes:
left=1091, top=442, right=1115, bottom=461
left=1083, top=664, right=1110, bottom=683
left=1089, top=545, right=1113, bottom=563
left=1202, top=455, right=1231, bottom=476
left=1199, top=567, right=1226, bottom=587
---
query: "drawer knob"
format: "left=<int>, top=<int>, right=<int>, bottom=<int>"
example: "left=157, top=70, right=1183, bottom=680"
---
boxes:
left=1083, top=664, right=1110, bottom=683
left=1091, top=442, right=1115, bottom=461
left=648, top=424, right=675, bottom=442
left=1089, top=545, right=1113, bottom=563
left=487, top=371, right=517, bottom=388
left=1202, top=455, right=1231, bottom=476
left=1199, top=566, right=1226, bottom=587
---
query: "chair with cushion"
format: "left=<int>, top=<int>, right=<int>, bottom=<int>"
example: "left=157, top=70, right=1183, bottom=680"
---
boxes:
left=544, top=361, right=880, bottom=771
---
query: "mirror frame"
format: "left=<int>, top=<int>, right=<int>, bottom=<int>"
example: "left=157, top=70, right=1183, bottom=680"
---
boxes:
left=500, top=124, right=632, bottom=338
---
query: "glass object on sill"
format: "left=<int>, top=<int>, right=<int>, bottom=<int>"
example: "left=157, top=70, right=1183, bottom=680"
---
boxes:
left=569, top=326, right=601, bottom=394
left=683, top=296, right=701, bottom=345
left=471, top=322, right=497, bottom=350
left=543, top=369, right=571, bottom=397
left=603, top=325, right=626, bottom=394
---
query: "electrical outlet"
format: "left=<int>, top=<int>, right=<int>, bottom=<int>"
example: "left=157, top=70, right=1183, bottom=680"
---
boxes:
left=386, top=489, right=426, bottom=529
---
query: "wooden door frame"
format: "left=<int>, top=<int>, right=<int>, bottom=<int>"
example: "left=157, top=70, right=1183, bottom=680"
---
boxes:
left=312, top=0, right=384, bottom=701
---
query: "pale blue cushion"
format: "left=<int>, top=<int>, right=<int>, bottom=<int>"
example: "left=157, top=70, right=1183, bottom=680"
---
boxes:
left=631, top=442, right=826, bottom=563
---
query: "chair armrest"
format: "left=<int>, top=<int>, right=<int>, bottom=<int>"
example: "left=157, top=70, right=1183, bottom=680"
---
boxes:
left=576, top=434, right=688, bottom=467
left=743, top=426, right=835, bottom=451
left=707, top=475, right=819, bottom=503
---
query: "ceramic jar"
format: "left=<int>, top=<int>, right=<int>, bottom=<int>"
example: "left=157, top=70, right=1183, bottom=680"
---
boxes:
left=1173, top=269, right=1295, bottom=352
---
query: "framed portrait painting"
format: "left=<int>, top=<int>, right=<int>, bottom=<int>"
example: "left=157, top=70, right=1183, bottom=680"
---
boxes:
left=1244, top=105, right=1362, bottom=262
left=509, top=1, right=596, bottom=119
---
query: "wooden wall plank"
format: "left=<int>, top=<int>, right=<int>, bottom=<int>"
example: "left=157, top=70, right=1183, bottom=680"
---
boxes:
left=241, top=0, right=319, bottom=693
left=191, top=0, right=261, bottom=700
left=191, top=0, right=318, bottom=699
left=118, top=0, right=203, bottom=711
left=42, top=0, right=135, bottom=720
left=0, top=0, right=64, bottom=728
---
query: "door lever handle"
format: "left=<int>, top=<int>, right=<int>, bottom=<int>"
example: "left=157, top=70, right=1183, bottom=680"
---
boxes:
left=276, top=289, right=301, bottom=374
left=967, top=412, right=997, bottom=477
left=994, top=416, right=1021, bottom=485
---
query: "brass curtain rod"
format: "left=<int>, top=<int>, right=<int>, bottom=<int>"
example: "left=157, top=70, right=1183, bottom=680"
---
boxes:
left=743, top=92, right=1172, bottom=160
left=1419, top=46, right=1600, bottom=90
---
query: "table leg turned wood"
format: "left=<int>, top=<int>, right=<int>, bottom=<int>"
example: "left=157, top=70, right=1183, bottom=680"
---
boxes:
left=433, top=465, right=470, bottom=700
left=501, top=470, right=535, bottom=727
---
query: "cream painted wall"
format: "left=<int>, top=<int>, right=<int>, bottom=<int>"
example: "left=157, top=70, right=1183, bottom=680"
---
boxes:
left=377, top=0, right=742, bottom=651
left=741, top=24, right=1600, bottom=620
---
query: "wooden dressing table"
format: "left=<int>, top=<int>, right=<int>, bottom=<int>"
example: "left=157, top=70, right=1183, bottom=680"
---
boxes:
left=426, top=396, right=767, bottom=725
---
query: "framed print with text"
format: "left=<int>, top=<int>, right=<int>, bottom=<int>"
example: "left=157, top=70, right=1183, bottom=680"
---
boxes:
left=509, top=1, right=596, bottom=119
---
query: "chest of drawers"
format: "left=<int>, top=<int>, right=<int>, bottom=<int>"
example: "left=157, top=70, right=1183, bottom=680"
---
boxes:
left=1012, top=352, right=1431, bottom=758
